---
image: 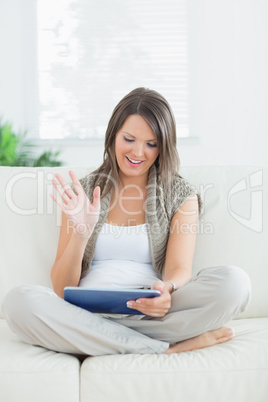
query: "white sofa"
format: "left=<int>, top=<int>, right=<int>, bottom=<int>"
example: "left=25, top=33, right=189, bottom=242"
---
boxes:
left=1, top=165, right=268, bottom=402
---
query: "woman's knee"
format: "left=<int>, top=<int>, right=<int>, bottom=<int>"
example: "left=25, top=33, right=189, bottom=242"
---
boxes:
left=215, top=265, right=252, bottom=313
left=2, top=285, right=54, bottom=328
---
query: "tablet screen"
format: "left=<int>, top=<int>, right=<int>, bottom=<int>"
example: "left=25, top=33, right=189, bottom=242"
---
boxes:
left=64, top=287, right=161, bottom=315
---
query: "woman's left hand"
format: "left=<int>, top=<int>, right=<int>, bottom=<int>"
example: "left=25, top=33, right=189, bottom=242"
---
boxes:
left=127, top=281, right=172, bottom=317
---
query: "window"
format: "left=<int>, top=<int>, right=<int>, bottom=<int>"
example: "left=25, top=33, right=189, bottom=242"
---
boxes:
left=27, top=0, right=190, bottom=140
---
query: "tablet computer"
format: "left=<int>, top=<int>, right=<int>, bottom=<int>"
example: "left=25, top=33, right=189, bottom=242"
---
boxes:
left=64, top=287, right=161, bottom=315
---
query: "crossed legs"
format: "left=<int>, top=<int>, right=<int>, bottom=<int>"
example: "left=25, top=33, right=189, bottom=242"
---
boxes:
left=2, top=265, right=251, bottom=356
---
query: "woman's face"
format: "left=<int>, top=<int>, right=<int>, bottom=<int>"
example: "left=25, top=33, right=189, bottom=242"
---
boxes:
left=115, top=114, right=160, bottom=182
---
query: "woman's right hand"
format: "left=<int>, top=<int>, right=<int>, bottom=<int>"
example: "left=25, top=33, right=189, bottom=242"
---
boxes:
left=50, top=170, right=101, bottom=238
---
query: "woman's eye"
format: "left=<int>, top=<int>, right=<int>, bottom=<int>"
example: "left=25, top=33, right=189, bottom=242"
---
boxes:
left=124, top=136, right=134, bottom=143
left=147, top=142, right=157, bottom=148
left=123, top=136, right=157, bottom=147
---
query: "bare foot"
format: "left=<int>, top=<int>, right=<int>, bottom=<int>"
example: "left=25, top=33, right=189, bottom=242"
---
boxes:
left=165, top=327, right=235, bottom=354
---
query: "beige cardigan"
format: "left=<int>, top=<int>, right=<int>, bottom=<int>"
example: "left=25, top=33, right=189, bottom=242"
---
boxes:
left=79, top=165, right=200, bottom=280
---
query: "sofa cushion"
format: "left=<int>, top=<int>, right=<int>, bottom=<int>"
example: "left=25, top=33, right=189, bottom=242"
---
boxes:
left=0, top=166, right=91, bottom=318
left=0, top=319, right=80, bottom=402
left=180, top=166, right=268, bottom=319
left=80, top=318, right=268, bottom=402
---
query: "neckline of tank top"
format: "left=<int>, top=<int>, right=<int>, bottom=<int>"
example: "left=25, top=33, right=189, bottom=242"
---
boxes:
left=104, top=222, right=147, bottom=228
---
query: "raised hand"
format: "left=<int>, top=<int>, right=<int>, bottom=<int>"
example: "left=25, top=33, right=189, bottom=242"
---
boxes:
left=50, top=170, right=101, bottom=238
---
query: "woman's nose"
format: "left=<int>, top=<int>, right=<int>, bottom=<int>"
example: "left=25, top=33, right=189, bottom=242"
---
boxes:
left=133, top=142, right=144, bottom=157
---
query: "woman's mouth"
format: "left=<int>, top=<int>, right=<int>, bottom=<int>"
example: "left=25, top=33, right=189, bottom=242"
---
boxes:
left=125, top=156, right=144, bottom=167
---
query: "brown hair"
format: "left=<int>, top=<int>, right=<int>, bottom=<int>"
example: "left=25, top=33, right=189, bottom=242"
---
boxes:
left=91, top=87, right=180, bottom=196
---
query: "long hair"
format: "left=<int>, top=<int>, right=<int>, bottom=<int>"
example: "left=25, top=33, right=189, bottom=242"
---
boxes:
left=91, top=87, right=180, bottom=196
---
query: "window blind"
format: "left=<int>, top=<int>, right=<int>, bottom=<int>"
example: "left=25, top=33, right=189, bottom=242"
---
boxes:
left=37, top=0, right=189, bottom=140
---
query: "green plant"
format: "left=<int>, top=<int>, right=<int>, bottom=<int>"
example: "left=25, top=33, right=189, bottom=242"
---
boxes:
left=0, top=120, right=63, bottom=167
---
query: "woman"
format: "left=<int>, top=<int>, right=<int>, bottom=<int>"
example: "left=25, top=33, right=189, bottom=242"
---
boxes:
left=3, top=88, right=251, bottom=356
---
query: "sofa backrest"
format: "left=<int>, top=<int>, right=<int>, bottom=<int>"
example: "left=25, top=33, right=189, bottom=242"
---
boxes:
left=0, top=166, right=267, bottom=319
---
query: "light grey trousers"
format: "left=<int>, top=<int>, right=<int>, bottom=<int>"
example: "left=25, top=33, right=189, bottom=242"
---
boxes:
left=2, top=265, right=251, bottom=356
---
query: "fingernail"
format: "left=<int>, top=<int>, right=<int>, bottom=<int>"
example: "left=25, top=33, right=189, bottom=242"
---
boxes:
left=127, top=302, right=132, bottom=308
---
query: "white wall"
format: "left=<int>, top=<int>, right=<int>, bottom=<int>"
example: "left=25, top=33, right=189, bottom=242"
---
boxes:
left=185, top=0, right=268, bottom=167
left=0, top=0, right=267, bottom=167
left=0, top=0, right=25, bottom=130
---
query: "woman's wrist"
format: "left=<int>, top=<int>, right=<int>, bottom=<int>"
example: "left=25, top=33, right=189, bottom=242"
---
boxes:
left=71, top=224, right=95, bottom=241
left=71, top=231, right=92, bottom=248
left=164, top=280, right=178, bottom=294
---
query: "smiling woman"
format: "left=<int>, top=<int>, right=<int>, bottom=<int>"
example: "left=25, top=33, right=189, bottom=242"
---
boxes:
left=115, top=115, right=160, bottom=185
left=2, top=87, right=251, bottom=358
left=91, top=87, right=180, bottom=198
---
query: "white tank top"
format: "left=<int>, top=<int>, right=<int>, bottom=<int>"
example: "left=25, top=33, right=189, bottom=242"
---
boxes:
left=79, top=223, right=160, bottom=289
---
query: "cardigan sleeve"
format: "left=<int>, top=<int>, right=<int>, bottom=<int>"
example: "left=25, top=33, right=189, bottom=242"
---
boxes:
left=170, top=176, right=202, bottom=218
